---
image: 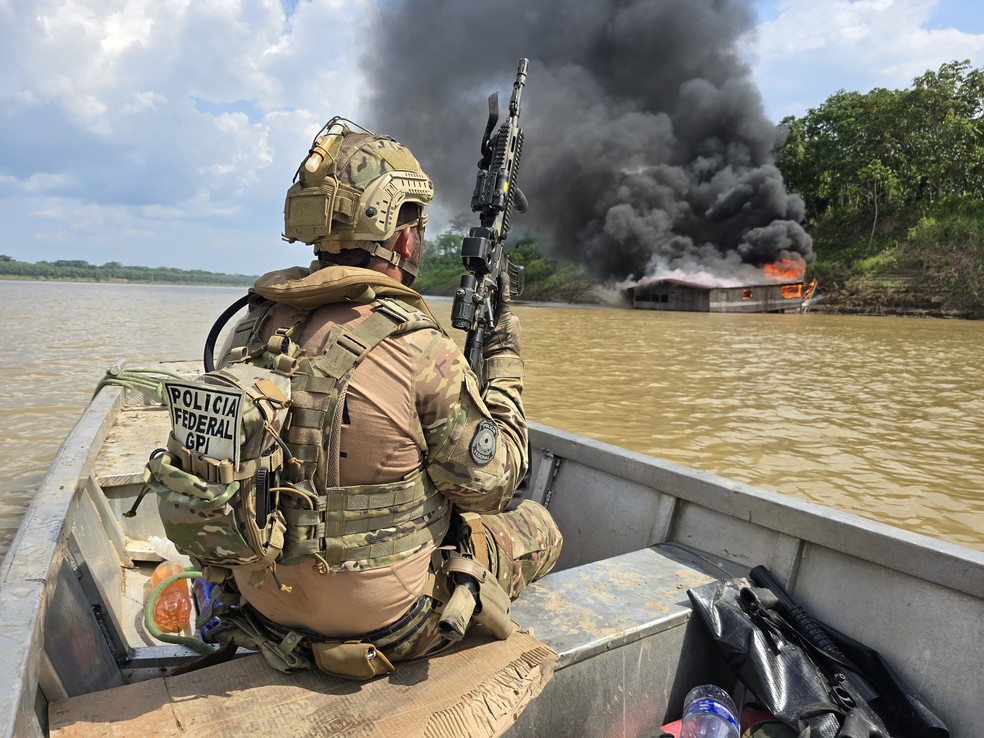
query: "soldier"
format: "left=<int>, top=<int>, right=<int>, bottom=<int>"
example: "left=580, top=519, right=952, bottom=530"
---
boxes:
left=204, top=118, right=562, bottom=677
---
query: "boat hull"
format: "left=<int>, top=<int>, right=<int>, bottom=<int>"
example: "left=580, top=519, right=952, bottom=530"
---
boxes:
left=1, top=380, right=981, bottom=736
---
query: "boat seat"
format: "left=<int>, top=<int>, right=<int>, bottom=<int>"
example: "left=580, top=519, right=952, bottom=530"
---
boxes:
left=49, top=629, right=556, bottom=738
left=504, top=544, right=736, bottom=737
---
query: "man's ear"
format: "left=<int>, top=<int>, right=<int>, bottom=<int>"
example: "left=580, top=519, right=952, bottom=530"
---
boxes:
left=392, top=226, right=414, bottom=260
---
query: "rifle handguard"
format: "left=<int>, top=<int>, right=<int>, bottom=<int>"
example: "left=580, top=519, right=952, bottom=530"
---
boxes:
left=454, top=58, right=529, bottom=376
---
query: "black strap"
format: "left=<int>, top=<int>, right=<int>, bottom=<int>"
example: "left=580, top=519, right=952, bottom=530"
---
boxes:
left=247, top=593, right=433, bottom=651
left=203, top=293, right=253, bottom=372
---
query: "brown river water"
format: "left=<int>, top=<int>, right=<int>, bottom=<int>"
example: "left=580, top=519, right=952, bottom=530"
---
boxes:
left=1, top=280, right=982, bottom=562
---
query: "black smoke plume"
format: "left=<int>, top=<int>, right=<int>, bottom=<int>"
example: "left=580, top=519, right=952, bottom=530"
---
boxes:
left=364, top=0, right=813, bottom=286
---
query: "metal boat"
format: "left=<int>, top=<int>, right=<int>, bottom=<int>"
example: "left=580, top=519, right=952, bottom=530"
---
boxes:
left=1, top=365, right=981, bottom=737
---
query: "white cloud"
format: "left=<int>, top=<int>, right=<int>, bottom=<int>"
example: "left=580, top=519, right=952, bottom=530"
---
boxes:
left=0, top=0, right=373, bottom=273
left=101, top=2, right=157, bottom=56
left=120, top=90, right=166, bottom=114
left=3, top=0, right=982, bottom=273
left=0, top=171, right=74, bottom=195
left=748, top=0, right=984, bottom=120
left=754, top=0, right=934, bottom=58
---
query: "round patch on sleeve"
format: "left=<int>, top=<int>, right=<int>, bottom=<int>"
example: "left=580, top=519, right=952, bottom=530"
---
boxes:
left=470, top=419, right=499, bottom=465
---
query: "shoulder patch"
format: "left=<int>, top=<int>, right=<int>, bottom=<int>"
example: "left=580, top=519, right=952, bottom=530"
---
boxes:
left=469, top=418, right=499, bottom=465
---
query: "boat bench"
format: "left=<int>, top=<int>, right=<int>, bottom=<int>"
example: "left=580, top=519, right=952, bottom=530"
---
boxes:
left=504, top=544, right=735, bottom=738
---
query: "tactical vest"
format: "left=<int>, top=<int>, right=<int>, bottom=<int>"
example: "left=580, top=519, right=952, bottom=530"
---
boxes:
left=220, top=295, right=452, bottom=573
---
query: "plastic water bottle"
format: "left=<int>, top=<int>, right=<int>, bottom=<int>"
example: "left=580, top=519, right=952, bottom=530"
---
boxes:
left=680, top=684, right=740, bottom=738
left=146, top=561, right=192, bottom=633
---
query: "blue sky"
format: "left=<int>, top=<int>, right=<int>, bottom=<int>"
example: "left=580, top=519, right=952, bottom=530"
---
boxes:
left=1, top=0, right=983, bottom=275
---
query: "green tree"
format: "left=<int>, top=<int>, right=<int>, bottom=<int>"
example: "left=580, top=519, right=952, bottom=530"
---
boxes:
left=857, top=159, right=900, bottom=244
left=777, top=60, right=984, bottom=222
left=906, top=60, right=984, bottom=202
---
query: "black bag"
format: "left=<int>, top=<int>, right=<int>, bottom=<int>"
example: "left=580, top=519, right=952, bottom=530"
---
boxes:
left=687, top=577, right=948, bottom=738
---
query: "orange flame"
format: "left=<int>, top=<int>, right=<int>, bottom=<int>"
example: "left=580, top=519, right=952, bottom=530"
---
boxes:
left=763, top=257, right=806, bottom=282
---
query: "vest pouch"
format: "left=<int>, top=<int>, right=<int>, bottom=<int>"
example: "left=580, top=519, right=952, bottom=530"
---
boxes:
left=146, top=452, right=286, bottom=569
left=277, top=478, right=321, bottom=568
left=438, top=554, right=516, bottom=641
left=311, top=641, right=395, bottom=680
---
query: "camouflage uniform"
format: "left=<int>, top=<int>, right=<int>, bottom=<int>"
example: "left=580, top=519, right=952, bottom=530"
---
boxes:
left=152, top=118, right=564, bottom=673
left=221, top=263, right=562, bottom=663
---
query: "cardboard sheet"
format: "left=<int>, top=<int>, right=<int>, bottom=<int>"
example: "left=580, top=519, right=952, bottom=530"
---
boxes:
left=50, top=630, right=555, bottom=738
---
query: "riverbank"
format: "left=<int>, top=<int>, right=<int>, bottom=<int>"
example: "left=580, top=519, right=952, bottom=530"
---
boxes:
left=0, top=257, right=256, bottom=287
left=418, top=225, right=984, bottom=320
left=809, top=302, right=983, bottom=320
left=7, top=234, right=980, bottom=319
left=7, top=274, right=978, bottom=319
left=807, top=289, right=984, bottom=320
left=0, top=275, right=255, bottom=287
left=801, top=204, right=984, bottom=321
left=512, top=274, right=984, bottom=321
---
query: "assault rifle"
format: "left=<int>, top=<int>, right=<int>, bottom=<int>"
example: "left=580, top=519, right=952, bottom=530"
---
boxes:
left=451, top=58, right=529, bottom=376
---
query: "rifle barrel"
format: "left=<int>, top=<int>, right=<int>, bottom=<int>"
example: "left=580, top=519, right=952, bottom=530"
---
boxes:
left=510, top=58, right=528, bottom=116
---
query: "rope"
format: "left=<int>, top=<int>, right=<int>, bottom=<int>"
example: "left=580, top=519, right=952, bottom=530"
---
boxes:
left=143, top=568, right=215, bottom=655
left=92, top=366, right=189, bottom=403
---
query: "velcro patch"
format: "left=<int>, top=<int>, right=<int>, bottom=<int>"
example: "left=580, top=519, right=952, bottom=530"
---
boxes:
left=470, top=419, right=498, bottom=465
left=164, top=380, right=244, bottom=467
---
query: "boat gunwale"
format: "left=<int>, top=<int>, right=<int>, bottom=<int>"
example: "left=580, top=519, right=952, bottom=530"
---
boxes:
left=0, top=386, right=125, bottom=738
left=527, top=420, right=984, bottom=600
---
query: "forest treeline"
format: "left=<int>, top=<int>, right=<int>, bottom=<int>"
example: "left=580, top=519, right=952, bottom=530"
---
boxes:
left=0, top=256, right=256, bottom=286
left=775, top=60, right=984, bottom=318
left=413, top=231, right=595, bottom=303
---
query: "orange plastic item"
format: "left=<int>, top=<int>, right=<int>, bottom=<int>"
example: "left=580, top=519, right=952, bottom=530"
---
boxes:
left=147, top=561, right=192, bottom=633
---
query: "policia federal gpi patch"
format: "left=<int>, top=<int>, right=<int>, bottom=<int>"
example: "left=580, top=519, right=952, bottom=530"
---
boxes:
left=470, top=419, right=498, bottom=465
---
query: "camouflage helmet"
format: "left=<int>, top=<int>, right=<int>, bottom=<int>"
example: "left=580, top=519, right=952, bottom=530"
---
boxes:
left=283, top=117, right=433, bottom=271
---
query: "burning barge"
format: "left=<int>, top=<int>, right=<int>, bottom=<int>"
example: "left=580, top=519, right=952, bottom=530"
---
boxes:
left=628, top=259, right=817, bottom=314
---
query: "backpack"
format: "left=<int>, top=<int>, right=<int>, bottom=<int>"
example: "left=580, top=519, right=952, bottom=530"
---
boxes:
left=144, top=362, right=293, bottom=584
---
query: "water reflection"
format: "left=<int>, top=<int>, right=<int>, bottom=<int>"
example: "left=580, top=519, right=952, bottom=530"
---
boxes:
left=488, top=304, right=984, bottom=549
left=1, top=282, right=982, bottom=560
left=0, top=281, right=247, bottom=558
